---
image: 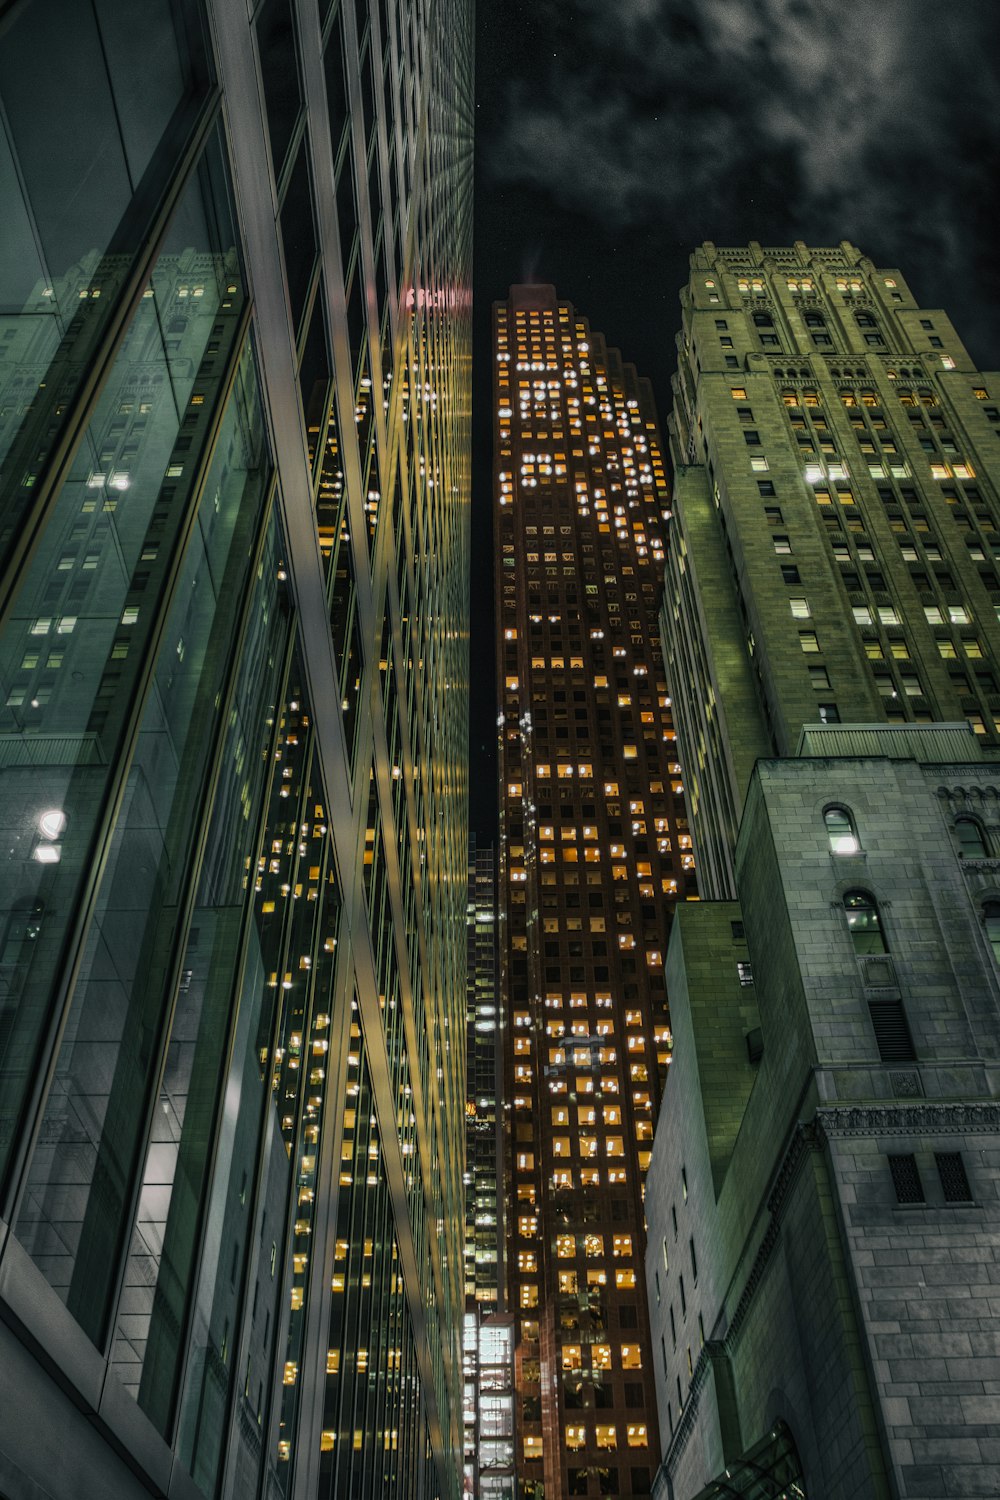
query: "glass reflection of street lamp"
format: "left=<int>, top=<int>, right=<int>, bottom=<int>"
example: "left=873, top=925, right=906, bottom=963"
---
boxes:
left=33, top=808, right=67, bottom=863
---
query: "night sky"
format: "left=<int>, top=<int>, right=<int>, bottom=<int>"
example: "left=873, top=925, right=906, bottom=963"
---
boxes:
left=468, top=0, right=1000, bottom=839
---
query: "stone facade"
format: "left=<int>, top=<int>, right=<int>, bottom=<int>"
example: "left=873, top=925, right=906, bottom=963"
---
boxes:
left=660, top=240, right=1000, bottom=901
left=645, top=732, right=1000, bottom=1499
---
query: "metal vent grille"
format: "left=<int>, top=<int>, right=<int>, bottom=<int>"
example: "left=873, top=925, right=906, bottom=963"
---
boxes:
left=869, top=999, right=917, bottom=1062
left=935, top=1152, right=973, bottom=1203
left=889, top=1154, right=924, bottom=1204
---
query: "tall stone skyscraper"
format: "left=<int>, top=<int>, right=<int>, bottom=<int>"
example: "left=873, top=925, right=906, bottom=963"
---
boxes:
left=644, top=244, right=1000, bottom=1499
left=0, top=3, right=473, bottom=1499
left=662, top=239, right=1000, bottom=896
left=494, top=284, right=693, bottom=1500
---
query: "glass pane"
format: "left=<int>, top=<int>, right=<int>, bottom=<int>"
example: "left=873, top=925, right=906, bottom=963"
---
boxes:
left=0, top=0, right=207, bottom=560
left=300, top=286, right=332, bottom=475
left=107, top=467, right=289, bottom=1426
left=844, top=894, right=885, bottom=955
left=824, top=807, right=857, bottom=855
left=956, top=819, right=986, bottom=857
left=329, top=540, right=363, bottom=755
left=315, top=389, right=346, bottom=574
left=256, top=0, right=301, bottom=179
left=0, top=128, right=246, bottom=1192
left=280, top=138, right=317, bottom=336
left=14, top=333, right=271, bottom=1344
left=175, top=675, right=340, bottom=1496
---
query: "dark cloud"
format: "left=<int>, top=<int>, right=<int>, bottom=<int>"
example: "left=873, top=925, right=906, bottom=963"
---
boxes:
left=486, top=0, right=1000, bottom=360
left=468, top=0, right=1000, bottom=838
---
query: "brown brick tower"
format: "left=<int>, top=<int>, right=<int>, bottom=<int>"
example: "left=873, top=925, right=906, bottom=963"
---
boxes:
left=493, top=284, right=693, bottom=1500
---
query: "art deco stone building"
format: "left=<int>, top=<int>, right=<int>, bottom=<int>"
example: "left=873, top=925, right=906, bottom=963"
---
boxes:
left=647, top=726, right=1000, bottom=1500
left=662, top=240, right=1000, bottom=898
left=494, top=284, right=694, bottom=1500
left=645, top=242, right=1000, bottom=1499
left=0, top=3, right=473, bottom=1499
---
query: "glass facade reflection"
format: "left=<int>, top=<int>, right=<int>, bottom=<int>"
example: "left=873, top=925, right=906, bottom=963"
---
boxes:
left=0, top=0, right=472, bottom=1498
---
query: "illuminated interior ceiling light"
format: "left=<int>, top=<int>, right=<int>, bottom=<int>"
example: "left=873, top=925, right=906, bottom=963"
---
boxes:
left=38, top=809, right=67, bottom=840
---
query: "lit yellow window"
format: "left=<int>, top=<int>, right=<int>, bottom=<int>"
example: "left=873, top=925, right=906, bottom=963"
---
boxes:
left=595, top=1425, right=617, bottom=1450
left=627, top=1424, right=647, bottom=1448
left=562, top=1345, right=582, bottom=1370
left=621, top=1344, right=643, bottom=1368
left=592, top=1344, right=612, bottom=1369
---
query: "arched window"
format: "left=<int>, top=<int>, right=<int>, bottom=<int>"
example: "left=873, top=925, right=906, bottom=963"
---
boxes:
left=844, top=890, right=886, bottom=955
left=825, top=805, right=859, bottom=855
left=955, top=817, right=988, bottom=858
left=983, top=901, right=1000, bottom=963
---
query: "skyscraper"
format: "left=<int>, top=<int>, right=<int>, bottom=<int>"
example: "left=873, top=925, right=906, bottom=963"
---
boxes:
left=662, top=239, right=1000, bottom=897
left=643, top=244, right=1000, bottom=1498
left=465, top=840, right=502, bottom=1316
left=494, top=284, right=691, bottom=1500
left=0, top=4, right=473, bottom=1499
left=462, top=839, right=516, bottom=1500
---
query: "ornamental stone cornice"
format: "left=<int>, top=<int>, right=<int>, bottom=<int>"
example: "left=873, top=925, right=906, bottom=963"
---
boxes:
left=813, top=1101, right=1000, bottom=1139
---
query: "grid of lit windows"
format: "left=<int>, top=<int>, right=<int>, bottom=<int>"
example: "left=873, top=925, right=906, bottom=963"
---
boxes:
left=495, top=287, right=687, bottom=1500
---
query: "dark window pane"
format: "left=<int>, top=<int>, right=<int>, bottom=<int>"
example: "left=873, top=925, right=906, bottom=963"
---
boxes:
left=256, top=0, right=301, bottom=178
left=324, top=7, right=350, bottom=155
left=844, top=890, right=886, bottom=954
left=337, top=152, right=359, bottom=280
left=279, top=137, right=317, bottom=334
left=300, top=286, right=332, bottom=474
left=956, top=818, right=987, bottom=857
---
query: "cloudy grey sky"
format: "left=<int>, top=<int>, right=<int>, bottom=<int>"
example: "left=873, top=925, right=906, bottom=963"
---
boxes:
left=468, top=0, right=1000, bottom=833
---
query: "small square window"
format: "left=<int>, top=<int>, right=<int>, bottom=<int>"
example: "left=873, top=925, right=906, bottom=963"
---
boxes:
left=789, top=597, right=811, bottom=619
left=736, top=961, right=753, bottom=986
left=781, top=564, right=801, bottom=584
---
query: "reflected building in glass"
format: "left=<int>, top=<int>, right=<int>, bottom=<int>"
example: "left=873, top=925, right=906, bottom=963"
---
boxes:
left=0, top=2, right=473, bottom=1499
